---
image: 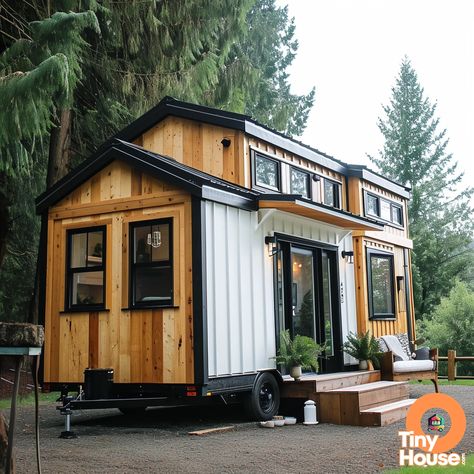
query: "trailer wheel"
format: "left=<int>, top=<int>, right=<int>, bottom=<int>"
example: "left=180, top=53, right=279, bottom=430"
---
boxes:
left=118, top=407, right=147, bottom=416
left=244, top=372, right=280, bottom=421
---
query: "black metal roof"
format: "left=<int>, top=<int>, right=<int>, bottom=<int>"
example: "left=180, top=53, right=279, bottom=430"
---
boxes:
left=109, top=96, right=411, bottom=197
left=36, top=140, right=259, bottom=214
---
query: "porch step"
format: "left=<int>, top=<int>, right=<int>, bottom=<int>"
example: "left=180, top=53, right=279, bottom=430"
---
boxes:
left=319, top=381, right=410, bottom=426
left=359, top=398, right=416, bottom=427
left=281, top=370, right=381, bottom=400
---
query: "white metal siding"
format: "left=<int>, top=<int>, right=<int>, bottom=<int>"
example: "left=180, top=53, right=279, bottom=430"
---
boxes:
left=205, top=203, right=359, bottom=377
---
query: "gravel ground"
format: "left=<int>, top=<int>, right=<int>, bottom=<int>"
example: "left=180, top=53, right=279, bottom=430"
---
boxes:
left=6, top=384, right=474, bottom=474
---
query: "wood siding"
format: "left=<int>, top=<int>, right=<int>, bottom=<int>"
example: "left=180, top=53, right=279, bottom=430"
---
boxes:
left=44, top=160, right=194, bottom=384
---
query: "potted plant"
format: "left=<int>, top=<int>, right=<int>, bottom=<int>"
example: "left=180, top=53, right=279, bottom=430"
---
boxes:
left=342, top=331, right=379, bottom=370
left=273, top=330, right=324, bottom=380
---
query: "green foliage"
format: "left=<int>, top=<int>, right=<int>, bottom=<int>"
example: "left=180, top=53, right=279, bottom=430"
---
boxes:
left=273, top=329, right=324, bottom=371
left=343, top=331, right=379, bottom=362
left=368, top=58, right=474, bottom=318
left=418, top=280, right=474, bottom=375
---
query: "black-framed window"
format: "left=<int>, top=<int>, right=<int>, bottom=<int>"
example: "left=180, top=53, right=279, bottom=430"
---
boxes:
left=367, top=248, right=395, bottom=319
left=364, top=191, right=404, bottom=227
left=66, top=226, right=106, bottom=311
left=290, top=167, right=311, bottom=198
left=253, top=152, right=281, bottom=191
left=130, top=218, right=173, bottom=308
left=323, top=178, right=341, bottom=208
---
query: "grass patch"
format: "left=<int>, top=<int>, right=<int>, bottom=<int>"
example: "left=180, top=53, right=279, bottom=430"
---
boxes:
left=410, top=380, right=474, bottom=387
left=0, top=392, right=59, bottom=410
left=385, top=454, right=473, bottom=472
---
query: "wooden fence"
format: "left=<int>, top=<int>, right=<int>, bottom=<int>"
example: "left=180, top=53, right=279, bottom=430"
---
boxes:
left=438, top=350, right=474, bottom=381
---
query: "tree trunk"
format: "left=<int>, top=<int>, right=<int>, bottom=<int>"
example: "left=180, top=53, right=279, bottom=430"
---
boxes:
left=30, top=109, right=72, bottom=324
left=0, top=172, right=10, bottom=269
left=46, top=109, right=72, bottom=188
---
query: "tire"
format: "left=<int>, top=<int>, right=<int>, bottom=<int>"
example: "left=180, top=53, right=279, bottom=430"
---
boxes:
left=244, top=372, right=280, bottom=421
left=118, top=406, right=147, bottom=416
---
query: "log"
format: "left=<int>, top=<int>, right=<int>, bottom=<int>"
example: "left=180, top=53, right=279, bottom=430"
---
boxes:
left=188, top=426, right=235, bottom=436
left=0, top=323, right=44, bottom=348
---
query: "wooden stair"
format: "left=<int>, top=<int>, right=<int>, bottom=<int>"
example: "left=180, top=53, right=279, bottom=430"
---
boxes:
left=319, top=380, right=414, bottom=426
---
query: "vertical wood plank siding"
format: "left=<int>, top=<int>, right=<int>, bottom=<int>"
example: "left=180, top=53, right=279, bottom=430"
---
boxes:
left=45, top=160, right=194, bottom=384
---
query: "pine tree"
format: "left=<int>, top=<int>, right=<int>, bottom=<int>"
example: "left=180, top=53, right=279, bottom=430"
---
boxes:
left=369, top=58, right=474, bottom=318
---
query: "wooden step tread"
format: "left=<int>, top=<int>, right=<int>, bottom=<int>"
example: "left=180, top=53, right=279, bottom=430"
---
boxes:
left=282, top=370, right=378, bottom=383
left=328, top=380, right=407, bottom=393
left=360, top=398, right=416, bottom=414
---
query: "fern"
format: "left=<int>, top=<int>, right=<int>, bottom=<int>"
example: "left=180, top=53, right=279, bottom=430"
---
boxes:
left=343, top=331, right=379, bottom=362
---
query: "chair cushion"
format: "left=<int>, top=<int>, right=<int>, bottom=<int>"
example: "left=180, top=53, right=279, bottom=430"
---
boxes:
left=393, top=360, right=435, bottom=373
left=376, top=337, right=389, bottom=353
left=381, top=335, right=410, bottom=361
left=395, top=333, right=413, bottom=359
left=414, top=347, right=430, bottom=360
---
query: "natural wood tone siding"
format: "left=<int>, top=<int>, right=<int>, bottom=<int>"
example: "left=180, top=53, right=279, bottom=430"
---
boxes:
left=245, top=136, right=348, bottom=209
left=353, top=236, right=416, bottom=339
left=44, top=160, right=194, bottom=385
left=137, top=116, right=246, bottom=186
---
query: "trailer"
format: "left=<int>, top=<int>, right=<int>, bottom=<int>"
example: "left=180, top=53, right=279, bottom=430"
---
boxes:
left=36, top=98, right=415, bottom=431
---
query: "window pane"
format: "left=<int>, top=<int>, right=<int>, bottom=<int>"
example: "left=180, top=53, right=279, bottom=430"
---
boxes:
left=370, top=256, right=393, bottom=315
left=134, top=267, right=172, bottom=303
left=255, top=155, right=279, bottom=189
left=72, top=271, right=104, bottom=305
left=291, top=168, right=310, bottom=198
left=366, top=195, right=378, bottom=216
left=321, top=252, right=334, bottom=356
left=134, top=225, right=151, bottom=263
left=87, top=231, right=103, bottom=266
left=380, top=199, right=391, bottom=221
left=391, top=205, right=402, bottom=225
left=71, top=233, right=87, bottom=268
left=151, top=223, right=170, bottom=262
left=323, top=180, right=334, bottom=207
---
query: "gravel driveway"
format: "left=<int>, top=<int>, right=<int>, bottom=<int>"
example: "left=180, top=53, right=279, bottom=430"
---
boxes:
left=6, top=384, right=473, bottom=473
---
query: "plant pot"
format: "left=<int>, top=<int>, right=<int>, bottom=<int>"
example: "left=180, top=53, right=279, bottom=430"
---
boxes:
left=358, top=360, right=368, bottom=370
left=290, top=366, right=302, bottom=380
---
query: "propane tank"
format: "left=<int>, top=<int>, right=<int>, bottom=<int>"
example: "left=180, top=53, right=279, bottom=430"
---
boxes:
left=303, top=400, right=318, bottom=425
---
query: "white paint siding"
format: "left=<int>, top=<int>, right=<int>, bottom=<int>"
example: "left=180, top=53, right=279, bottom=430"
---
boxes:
left=204, top=203, right=359, bottom=377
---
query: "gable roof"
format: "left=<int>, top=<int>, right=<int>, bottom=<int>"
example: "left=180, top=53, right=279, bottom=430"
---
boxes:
left=108, top=96, right=410, bottom=198
left=35, top=139, right=384, bottom=231
left=36, top=140, right=259, bottom=214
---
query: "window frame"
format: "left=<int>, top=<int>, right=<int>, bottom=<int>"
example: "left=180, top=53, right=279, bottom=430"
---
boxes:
left=290, top=166, right=311, bottom=199
left=363, top=191, right=404, bottom=228
left=129, top=217, right=174, bottom=309
left=65, top=225, right=107, bottom=312
left=322, top=178, right=341, bottom=209
left=366, top=248, right=396, bottom=320
left=252, top=151, right=282, bottom=192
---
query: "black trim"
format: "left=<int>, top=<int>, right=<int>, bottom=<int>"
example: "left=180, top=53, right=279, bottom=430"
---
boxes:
left=192, top=197, right=208, bottom=385
left=37, top=212, right=48, bottom=386
left=128, top=218, right=174, bottom=309
left=65, top=226, right=107, bottom=312
left=289, top=166, right=311, bottom=199
left=322, top=177, right=341, bottom=209
left=366, top=248, right=396, bottom=320
left=363, top=190, right=405, bottom=229
left=274, top=232, right=338, bottom=251
left=404, top=249, right=413, bottom=344
left=251, top=150, right=282, bottom=192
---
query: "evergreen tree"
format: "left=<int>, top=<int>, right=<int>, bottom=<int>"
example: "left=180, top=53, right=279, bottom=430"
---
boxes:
left=369, top=58, right=474, bottom=318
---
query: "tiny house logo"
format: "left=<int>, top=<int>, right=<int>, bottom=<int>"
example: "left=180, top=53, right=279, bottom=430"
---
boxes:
left=398, top=393, right=466, bottom=467
left=427, top=414, right=445, bottom=432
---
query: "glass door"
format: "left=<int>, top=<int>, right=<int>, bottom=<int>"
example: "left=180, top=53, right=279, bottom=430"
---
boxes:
left=276, top=241, right=343, bottom=373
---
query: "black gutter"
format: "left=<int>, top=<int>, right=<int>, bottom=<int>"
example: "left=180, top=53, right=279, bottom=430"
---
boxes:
left=191, top=196, right=208, bottom=386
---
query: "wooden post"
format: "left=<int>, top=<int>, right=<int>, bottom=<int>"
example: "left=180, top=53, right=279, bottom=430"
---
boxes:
left=447, top=350, right=456, bottom=381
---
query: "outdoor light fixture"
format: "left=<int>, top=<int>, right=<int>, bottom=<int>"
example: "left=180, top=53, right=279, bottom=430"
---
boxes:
left=265, top=235, right=278, bottom=257
left=312, top=174, right=321, bottom=182
left=341, top=250, right=354, bottom=264
left=147, top=230, right=162, bottom=248
left=221, top=137, right=231, bottom=148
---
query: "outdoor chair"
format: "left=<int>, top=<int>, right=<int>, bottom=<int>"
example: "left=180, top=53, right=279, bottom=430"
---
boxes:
left=377, top=334, right=439, bottom=392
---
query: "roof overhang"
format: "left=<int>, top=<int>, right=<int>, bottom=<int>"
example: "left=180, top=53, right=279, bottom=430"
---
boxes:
left=258, top=195, right=385, bottom=231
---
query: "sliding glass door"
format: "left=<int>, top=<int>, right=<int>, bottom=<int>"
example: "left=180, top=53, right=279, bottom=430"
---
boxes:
left=276, top=239, right=343, bottom=373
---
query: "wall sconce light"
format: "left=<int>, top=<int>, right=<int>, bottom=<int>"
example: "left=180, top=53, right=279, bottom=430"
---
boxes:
left=265, top=235, right=278, bottom=257
left=312, top=174, right=321, bottom=182
left=221, top=137, right=231, bottom=148
left=341, top=250, right=354, bottom=264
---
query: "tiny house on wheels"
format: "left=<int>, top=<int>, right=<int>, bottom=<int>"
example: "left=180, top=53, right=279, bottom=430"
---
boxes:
left=36, top=97, right=415, bottom=422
